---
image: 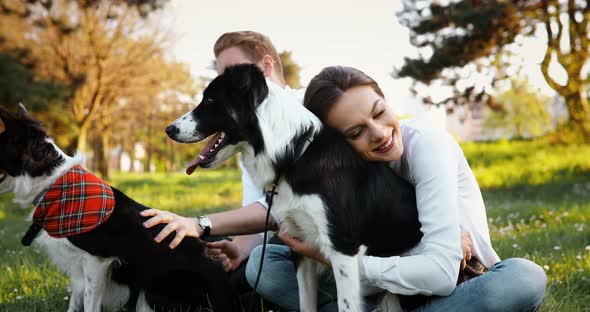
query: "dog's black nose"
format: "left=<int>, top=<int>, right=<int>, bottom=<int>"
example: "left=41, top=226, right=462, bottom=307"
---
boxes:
left=165, top=125, right=180, bottom=137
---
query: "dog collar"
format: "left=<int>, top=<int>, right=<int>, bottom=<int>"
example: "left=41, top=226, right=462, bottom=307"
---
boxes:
left=22, top=166, right=115, bottom=246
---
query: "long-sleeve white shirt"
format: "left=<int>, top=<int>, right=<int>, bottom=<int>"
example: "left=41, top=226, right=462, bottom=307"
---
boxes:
left=240, top=116, right=500, bottom=297
left=360, top=119, right=500, bottom=296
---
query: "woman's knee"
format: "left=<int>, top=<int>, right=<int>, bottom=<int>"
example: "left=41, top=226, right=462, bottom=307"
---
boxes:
left=487, top=258, right=547, bottom=311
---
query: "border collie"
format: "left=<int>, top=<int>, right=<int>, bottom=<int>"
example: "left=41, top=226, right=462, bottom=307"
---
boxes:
left=0, top=104, right=238, bottom=312
left=166, top=64, right=423, bottom=312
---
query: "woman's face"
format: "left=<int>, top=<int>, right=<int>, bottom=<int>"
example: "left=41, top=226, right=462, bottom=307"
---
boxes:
left=325, top=86, right=403, bottom=162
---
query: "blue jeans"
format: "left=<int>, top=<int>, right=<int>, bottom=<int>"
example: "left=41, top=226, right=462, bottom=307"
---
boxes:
left=245, top=244, right=547, bottom=312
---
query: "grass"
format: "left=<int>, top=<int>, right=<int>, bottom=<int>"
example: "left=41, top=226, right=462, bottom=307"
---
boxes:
left=1, top=140, right=589, bottom=311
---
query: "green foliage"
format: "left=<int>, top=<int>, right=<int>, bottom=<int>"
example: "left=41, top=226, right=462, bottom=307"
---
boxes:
left=279, top=51, right=302, bottom=89
left=397, top=0, right=590, bottom=140
left=397, top=0, right=520, bottom=84
left=484, top=79, right=552, bottom=138
left=1, top=141, right=589, bottom=310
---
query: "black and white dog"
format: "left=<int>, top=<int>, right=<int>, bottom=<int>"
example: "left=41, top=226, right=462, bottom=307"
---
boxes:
left=166, top=64, right=423, bottom=312
left=0, top=104, right=238, bottom=312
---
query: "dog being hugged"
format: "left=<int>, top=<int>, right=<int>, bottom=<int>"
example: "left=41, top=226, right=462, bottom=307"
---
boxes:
left=0, top=104, right=239, bottom=312
left=166, top=64, right=424, bottom=312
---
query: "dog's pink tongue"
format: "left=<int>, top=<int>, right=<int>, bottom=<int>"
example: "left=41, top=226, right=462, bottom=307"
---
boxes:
left=186, top=133, right=222, bottom=175
left=186, top=154, right=204, bottom=176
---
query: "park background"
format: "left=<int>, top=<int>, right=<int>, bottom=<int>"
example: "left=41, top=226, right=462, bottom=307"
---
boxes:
left=0, top=0, right=589, bottom=311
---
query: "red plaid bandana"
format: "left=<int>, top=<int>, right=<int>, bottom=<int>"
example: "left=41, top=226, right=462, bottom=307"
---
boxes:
left=33, top=165, right=115, bottom=238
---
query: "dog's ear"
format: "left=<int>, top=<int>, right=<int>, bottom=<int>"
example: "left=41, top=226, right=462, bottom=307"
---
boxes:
left=16, top=102, right=29, bottom=119
left=226, top=64, right=269, bottom=109
left=22, top=141, right=62, bottom=177
left=226, top=64, right=258, bottom=90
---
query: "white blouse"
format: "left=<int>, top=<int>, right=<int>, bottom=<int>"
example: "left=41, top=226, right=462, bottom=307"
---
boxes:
left=240, top=118, right=500, bottom=297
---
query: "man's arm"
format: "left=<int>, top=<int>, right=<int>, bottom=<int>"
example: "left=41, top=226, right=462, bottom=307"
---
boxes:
left=207, top=201, right=274, bottom=236
left=140, top=201, right=272, bottom=248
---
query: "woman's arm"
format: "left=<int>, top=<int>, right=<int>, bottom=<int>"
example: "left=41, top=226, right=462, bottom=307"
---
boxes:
left=360, top=127, right=463, bottom=296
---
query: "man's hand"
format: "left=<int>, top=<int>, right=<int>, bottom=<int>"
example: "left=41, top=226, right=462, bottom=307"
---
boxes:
left=206, top=240, right=245, bottom=272
left=140, top=209, right=203, bottom=249
left=460, top=230, right=473, bottom=270
left=277, top=227, right=331, bottom=266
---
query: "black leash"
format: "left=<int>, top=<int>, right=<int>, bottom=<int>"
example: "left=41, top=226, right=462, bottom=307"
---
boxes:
left=252, top=174, right=281, bottom=294
left=249, top=135, right=314, bottom=311
left=245, top=174, right=280, bottom=312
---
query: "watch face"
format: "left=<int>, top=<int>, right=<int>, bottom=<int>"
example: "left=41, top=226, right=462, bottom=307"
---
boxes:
left=199, top=217, right=211, bottom=228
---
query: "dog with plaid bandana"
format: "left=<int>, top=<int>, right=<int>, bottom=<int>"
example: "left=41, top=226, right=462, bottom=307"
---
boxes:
left=0, top=104, right=238, bottom=312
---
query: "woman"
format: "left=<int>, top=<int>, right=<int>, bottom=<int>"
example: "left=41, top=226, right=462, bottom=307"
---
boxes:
left=243, top=66, right=547, bottom=311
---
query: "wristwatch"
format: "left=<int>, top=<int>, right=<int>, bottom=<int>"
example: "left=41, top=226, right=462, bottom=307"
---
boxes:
left=197, top=216, right=212, bottom=238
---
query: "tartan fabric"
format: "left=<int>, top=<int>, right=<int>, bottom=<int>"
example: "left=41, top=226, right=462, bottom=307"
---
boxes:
left=33, top=165, right=115, bottom=238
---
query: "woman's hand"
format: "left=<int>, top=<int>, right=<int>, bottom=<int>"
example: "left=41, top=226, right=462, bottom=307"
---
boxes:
left=460, top=230, right=473, bottom=270
left=206, top=240, right=245, bottom=272
left=277, top=227, right=331, bottom=267
left=140, top=209, right=203, bottom=249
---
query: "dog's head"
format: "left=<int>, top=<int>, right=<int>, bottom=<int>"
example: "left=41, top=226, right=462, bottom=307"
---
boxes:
left=166, top=64, right=269, bottom=175
left=0, top=104, right=63, bottom=193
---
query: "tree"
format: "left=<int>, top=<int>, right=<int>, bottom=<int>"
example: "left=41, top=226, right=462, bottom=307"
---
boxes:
left=397, top=0, right=590, bottom=141
left=280, top=50, right=302, bottom=89
left=484, top=79, right=551, bottom=138
left=0, top=0, right=199, bottom=179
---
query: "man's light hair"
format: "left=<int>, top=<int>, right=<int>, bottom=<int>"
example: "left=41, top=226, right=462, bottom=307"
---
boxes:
left=214, top=31, right=285, bottom=84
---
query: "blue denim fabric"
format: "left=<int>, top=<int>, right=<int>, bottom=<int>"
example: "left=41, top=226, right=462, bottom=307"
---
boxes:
left=245, top=244, right=546, bottom=312
left=415, top=258, right=547, bottom=312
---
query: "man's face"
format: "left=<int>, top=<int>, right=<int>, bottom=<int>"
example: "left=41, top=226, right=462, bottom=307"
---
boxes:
left=215, top=46, right=257, bottom=74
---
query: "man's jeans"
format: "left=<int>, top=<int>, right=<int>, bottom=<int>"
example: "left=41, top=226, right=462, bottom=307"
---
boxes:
left=245, top=244, right=547, bottom=312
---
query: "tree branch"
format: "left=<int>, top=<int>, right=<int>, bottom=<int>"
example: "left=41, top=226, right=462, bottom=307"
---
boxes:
left=540, top=41, right=568, bottom=95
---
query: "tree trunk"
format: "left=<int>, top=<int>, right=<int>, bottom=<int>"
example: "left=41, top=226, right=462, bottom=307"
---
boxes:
left=144, top=111, right=153, bottom=173
left=96, top=133, right=110, bottom=180
left=564, top=91, right=590, bottom=141
left=76, top=122, right=90, bottom=154
left=167, top=140, right=176, bottom=172
left=129, top=143, right=136, bottom=173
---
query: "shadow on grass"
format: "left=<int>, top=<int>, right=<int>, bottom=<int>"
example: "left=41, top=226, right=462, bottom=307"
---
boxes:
left=482, top=170, right=590, bottom=205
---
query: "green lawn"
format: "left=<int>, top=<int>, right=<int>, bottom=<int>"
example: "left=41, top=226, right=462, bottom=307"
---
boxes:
left=0, top=140, right=589, bottom=311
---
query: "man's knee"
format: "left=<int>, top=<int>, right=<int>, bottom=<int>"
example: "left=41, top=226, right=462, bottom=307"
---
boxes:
left=245, top=245, right=263, bottom=288
left=245, top=244, right=293, bottom=289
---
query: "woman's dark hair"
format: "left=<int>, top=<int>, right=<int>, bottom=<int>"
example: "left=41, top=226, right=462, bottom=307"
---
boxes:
left=303, top=66, right=385, bottom=121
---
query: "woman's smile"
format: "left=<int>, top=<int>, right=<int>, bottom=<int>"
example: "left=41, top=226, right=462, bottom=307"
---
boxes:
left=325, top=85, right=404, bottom=162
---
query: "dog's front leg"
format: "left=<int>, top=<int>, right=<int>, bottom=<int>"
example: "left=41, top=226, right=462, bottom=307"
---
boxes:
left=81, top=255, right=113, bottom=312
left=66, top=262, right=84, bottom=312
left=330, top=251, right=362, bottom=312
left=297, top=257, right=319, bottom=312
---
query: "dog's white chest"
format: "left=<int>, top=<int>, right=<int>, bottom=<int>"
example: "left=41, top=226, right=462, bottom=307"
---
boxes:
left=270, top=185, right=333, bottom=251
